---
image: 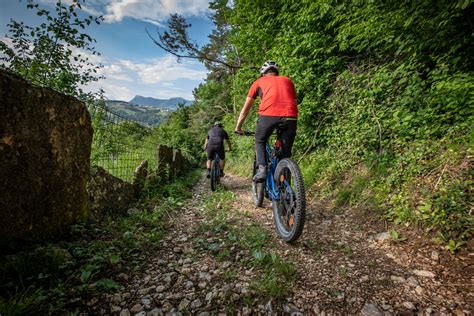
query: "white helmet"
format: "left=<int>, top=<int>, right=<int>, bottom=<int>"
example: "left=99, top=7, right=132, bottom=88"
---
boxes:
left=259, top=60, right=279, bottom=74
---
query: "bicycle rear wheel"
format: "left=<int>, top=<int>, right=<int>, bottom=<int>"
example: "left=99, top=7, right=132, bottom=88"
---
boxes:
left=251, top=155, right=265, bottom=207
left=272, top=158, right=306, bottom=242
left=210, top=159, right=219, bottom=191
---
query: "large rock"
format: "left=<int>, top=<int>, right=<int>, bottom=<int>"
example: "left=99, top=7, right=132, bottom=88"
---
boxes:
left=88, top=166, right=135, bottom=216
left=132, top=160, right=148, bottom=197
left=0, top=70, right=92, bottom=241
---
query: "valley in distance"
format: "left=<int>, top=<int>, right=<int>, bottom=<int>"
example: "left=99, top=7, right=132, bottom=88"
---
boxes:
left=105, top=95, right=193, bottom=127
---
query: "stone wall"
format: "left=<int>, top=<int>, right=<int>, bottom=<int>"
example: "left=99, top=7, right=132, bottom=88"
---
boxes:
left=157, top=145, right=192, bottom=179
left=88, top=166, right=135, bottom=216
left=0, top=70, right=93, bottom=241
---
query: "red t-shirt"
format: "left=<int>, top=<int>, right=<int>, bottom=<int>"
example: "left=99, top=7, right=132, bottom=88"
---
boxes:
left=247, top=75, right=298, bottom=117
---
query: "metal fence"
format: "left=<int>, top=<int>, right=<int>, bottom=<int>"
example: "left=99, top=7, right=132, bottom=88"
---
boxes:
left=88, top=102, right=159, bottom=182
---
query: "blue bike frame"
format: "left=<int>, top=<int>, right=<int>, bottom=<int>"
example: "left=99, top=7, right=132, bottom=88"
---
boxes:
left=264, top=143, right=281, bottom=201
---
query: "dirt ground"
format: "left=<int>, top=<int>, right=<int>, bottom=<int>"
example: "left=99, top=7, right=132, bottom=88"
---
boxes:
left=90, top=172, right=473, bottom=315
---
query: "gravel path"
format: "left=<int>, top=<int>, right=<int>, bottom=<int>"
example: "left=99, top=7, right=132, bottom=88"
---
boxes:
left=90, top=172, right=473, bottom=315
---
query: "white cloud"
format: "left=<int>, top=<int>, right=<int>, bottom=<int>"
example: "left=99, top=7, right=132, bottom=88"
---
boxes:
left=99, top=64, right=133, bottom=82
left=119, top=55, right=207, bottom=83
left=83, top=55, right=206, bottom=100
left=103, top=84, right=134, bottom=101
left=84, top=78, right=135, bottom=101
left=103, top=0, right=210, bottom=24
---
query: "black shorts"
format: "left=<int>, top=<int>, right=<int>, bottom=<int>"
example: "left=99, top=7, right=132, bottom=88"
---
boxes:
left=255, top=116, right=297, bottom=166
left=207, top=144, right=225, bottom=160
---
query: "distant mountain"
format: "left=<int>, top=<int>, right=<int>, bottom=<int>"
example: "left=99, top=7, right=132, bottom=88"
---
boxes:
left=104, top=100, right=170, bottom=127
left=129, top=95, right=193, bottom=109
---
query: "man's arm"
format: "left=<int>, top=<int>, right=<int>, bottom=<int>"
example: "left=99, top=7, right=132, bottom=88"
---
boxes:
left=203, top=137, right=208, bottom=150
left=235, top=97, right=254, bottom=133
left=226, top=139, right=232, bottom=151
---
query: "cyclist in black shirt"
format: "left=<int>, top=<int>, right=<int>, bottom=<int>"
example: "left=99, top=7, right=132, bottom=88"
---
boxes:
left=203, top=122, right=232, bottom=178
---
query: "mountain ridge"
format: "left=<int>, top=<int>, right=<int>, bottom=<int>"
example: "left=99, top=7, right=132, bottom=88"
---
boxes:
left=129, top=95, right=193, bottom=109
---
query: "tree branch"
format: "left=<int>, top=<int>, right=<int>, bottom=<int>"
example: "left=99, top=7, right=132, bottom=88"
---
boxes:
left=145, top=13, right=241, bottom=71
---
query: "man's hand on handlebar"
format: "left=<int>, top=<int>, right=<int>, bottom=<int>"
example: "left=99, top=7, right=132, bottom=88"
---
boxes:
left=234, top=130, right=254, bottom=136
left=234, top=128, right=244, bottom=135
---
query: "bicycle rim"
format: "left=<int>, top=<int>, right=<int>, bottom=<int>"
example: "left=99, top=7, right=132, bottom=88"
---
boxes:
left=272, top=158, right=306, bottom=242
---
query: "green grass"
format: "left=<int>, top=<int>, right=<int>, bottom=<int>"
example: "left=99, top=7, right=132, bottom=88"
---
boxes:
left=0, top=287, right=43, bottom=316
left=332, top=242, right=353, bottom=257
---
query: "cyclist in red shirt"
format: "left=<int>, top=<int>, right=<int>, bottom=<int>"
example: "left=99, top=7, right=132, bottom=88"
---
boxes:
left=235, top=60, right=298, bottom=182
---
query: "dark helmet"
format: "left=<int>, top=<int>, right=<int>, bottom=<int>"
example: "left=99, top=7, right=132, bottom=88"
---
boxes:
left=259, top=60, right=279, bottom=74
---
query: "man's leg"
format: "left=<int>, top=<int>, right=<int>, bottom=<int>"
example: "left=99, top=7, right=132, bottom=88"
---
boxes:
left=254, top=116, right=278, bottom=181
left=206, top=147, right=214, bottom=178
left=280, top=119, right=297, bottom=159
left=218, top=147, right=225, bottom=177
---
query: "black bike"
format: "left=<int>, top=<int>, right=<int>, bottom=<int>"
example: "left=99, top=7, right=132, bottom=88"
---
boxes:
left=210, top=153, right=221, bottom=191
left=238, top=128, right=306, bottom=242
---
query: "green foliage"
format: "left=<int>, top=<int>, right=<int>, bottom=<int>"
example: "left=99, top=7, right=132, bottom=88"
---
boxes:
left=0, top=1, right=103, bottom=99
left=445, top=239, right=465, bottom=254
left=389, top=229, right=407, bottom=242
left=156, top=0, right=472, bottom=247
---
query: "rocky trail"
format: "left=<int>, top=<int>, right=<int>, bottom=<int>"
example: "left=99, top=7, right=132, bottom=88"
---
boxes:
left=89, top=172, right=472, bottom=315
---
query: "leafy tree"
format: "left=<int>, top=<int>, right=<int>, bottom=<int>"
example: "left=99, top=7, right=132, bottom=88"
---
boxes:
left=0, top=0, right=103, bottom=99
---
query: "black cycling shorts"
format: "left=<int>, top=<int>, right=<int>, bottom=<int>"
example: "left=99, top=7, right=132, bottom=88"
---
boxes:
left=255, top=115, right=297, bottom=166
left=207, top=144, right=225, bottom=160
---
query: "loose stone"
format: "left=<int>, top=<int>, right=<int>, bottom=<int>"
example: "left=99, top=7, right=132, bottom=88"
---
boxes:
left=413, top=270, right=435, bottom=278
left=403, top=301, right=416, bottom=310
left=130, top=304, right=143, bottom=314
left=146, top=308, right=163, bottom=316
left=178, top=298, right=190, bottom=311
left=360, top=303, right=384, bottom=316
left=120, top=309, right=131, bottom=316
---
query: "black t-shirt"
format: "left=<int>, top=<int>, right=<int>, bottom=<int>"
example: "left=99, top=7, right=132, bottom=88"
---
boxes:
left=207, top=126, right=229, bottom=146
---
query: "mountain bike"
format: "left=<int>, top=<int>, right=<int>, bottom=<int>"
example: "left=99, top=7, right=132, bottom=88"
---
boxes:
left=236, top=128, right=306, bottom=242
left=210, top=153, right=221, bottom=191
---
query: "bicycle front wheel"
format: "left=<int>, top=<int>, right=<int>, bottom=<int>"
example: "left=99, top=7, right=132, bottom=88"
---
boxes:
left=272, top=158, right=306, bottom=243
left=252, top=155, right=265, bottom=207
left=210, top=159, right=219, bottom=191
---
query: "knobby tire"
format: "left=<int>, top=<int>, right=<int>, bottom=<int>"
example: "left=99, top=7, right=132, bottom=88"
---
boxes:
left=272, top=158, right=306, bottom=243
left=210, top=159, right=219, bottom=191
left=251, top=156, right=265, bottom=207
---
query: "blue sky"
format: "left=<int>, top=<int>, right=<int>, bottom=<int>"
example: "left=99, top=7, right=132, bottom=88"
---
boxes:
left=0, top=0, right=214, bottom=101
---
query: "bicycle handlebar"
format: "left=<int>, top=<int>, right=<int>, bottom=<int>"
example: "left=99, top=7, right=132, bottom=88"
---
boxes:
left=234, top=130, right=254, bottom=136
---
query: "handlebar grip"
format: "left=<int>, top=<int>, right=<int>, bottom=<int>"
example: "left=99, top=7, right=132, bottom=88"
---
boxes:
left=235, top=131, right=254, bottom=136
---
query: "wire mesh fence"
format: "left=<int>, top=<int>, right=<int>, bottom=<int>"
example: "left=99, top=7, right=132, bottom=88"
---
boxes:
left=88, top=102, right=160, bottom=182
